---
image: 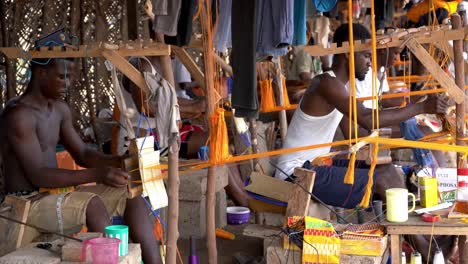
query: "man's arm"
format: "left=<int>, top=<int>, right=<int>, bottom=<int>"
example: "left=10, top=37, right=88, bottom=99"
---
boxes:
left=5, top=108, right=104, bottom=188
left=339, top=116, right=370, bottom=139
left=58, top=102, right=122, bottom=169
left=317, top=77, right=445, bottom=130
left=380, top=92, right=405, bottom=108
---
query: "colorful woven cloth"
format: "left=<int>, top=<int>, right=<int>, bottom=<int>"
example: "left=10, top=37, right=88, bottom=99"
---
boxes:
left=302, top=216, right=340, bottom=264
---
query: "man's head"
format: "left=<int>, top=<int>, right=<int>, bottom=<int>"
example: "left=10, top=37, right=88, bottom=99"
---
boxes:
left=30, top=58, right=75, bottom=99
left=333, top=23, right=371, bottom=81
left=376, top=47, right=401, bottom=69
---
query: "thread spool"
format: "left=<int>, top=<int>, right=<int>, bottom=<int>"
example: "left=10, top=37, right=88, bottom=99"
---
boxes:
left=373, top=200, right=383, bottom=222
left=356, top=207, right=365, bottom=224
left=433, top=249, right=445, bottom=264
left=335, top=207, right=346, bottom=224
left=188, top=236, right=199, bottom=264
left=401, top=252, right=406, bottom=264
left=410, top=251, right=422, bottom=264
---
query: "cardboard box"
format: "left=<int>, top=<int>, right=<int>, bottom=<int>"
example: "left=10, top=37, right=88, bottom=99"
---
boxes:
left=417, top=168, right=457, bottom=202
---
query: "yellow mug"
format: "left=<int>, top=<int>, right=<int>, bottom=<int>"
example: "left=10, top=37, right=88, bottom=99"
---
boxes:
left=386, top=188, right=416, bottom=222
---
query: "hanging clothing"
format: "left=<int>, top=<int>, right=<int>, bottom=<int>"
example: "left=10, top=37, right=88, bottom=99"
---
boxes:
left=143, top=65, right=181, bottom=151
left=165, top=0, right=198, bottom=46
left=152, top=0, right=168, bottom=16
left=275, top=70, right=344, bottom=177
left=231, top=0, right=259, bottom=118
left=152, top=0, right=182, bottom=36
left=111, top=60, right=157, bottom=155
left=213, top=0, right=232, bottom=54
left=292, top=0, right=307, bottom=45
left=256, top=0, right=294, bottom=57
left=311, top=15, right=330, bottom=48
left=172, top=57, right=192, bottom=84
left=117, top=57, right=180, bottom=152
left=285, top=46, right=313, bottom=81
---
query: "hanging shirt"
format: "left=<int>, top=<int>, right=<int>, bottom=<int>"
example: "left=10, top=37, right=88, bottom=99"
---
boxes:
left=213, top=0, right=232, bottom=54
left=285, top=46, right=313, bottom=81
left=347, top=67, right=390, bottom=109
left=275, top=71, right=345, bottom=179
left=256, top=0, right=294, bottom=57
left=292, top=0, right=307, bottom=45
left=152, top=0, right=181, bottom=36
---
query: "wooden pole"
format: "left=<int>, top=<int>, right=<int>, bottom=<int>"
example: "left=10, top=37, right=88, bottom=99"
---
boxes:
left=453, top=14, right=466, bottom=167
left=276, top=58, right=288, bottom=142
left=154, top=31, right=180, bottom=264
left=249, top=118, right=259, bottom=168
left=199, top=1, right=217, bottom=262
left=456, top=9, right=468, bottom=264
left=121, top=0, right=128, bottom=41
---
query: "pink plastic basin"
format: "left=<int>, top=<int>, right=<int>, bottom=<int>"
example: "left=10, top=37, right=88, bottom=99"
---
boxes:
left=81, top=237, right=120, bottom=264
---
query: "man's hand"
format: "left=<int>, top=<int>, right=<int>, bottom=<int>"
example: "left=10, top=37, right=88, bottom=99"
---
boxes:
left=97, top=167, right=130, bottom=188
left=423, top=95, right=450, bottom=115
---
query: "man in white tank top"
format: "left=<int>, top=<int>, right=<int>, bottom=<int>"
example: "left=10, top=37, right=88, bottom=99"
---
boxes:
left=275, top=23, right=449, bottom=209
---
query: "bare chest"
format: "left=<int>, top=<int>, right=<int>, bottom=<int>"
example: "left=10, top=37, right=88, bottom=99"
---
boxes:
left=35, top=112, right=61, bottom=152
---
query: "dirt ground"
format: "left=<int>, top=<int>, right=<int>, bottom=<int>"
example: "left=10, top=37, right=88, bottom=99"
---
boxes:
left=178, top=224, right=264, bottom=264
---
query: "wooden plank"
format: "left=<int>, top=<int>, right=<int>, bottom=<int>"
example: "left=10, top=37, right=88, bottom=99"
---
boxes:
left=0, top=43, right=170, bottom=59
left=0, top=196, right=31, bottom=256
left=386, top=225, right=468, bottom=235
left=406, top=38, right=466, bottom=104
left=172, top=46, right=205, bottom=88
left=284, top=168, right=315, bottom=218
left=103, top=49, right=151, bottom=95
left=245, top=172, right=293, bottom=202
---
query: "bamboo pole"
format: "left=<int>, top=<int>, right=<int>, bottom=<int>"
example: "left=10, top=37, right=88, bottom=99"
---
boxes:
left=453, top=14, right=466, bottom=167
left=199, top=1, right=217, bottom=262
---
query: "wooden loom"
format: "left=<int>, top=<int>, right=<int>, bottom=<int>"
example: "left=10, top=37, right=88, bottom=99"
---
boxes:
left=123, top=137, right=168, bottom=209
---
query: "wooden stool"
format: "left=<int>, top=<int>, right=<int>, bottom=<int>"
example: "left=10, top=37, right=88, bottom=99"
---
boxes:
left=0, top=195, right=32, bottom=256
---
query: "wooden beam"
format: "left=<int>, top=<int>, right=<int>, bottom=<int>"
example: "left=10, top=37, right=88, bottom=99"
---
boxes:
left=0, top=42, right=170, bottom=59
left=303, top=26, right=468, bottom=56
left=172, top=46, right=205, bottom=88
left=406, top=38, right=466, bottom=104
left=102, top=49, right=150, bottom=95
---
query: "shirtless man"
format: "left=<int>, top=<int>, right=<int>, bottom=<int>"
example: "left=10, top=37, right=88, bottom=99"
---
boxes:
left=0, top=58, right=162, bottom=264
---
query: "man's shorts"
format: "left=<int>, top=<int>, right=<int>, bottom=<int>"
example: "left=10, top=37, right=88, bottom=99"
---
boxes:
left=293, top=159, right=376, bottom=209
left=25, top=184, right=128, bottom=238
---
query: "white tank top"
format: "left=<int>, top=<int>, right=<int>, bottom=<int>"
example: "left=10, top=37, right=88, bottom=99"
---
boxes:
left=275, top=71, right=344, bottom=179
